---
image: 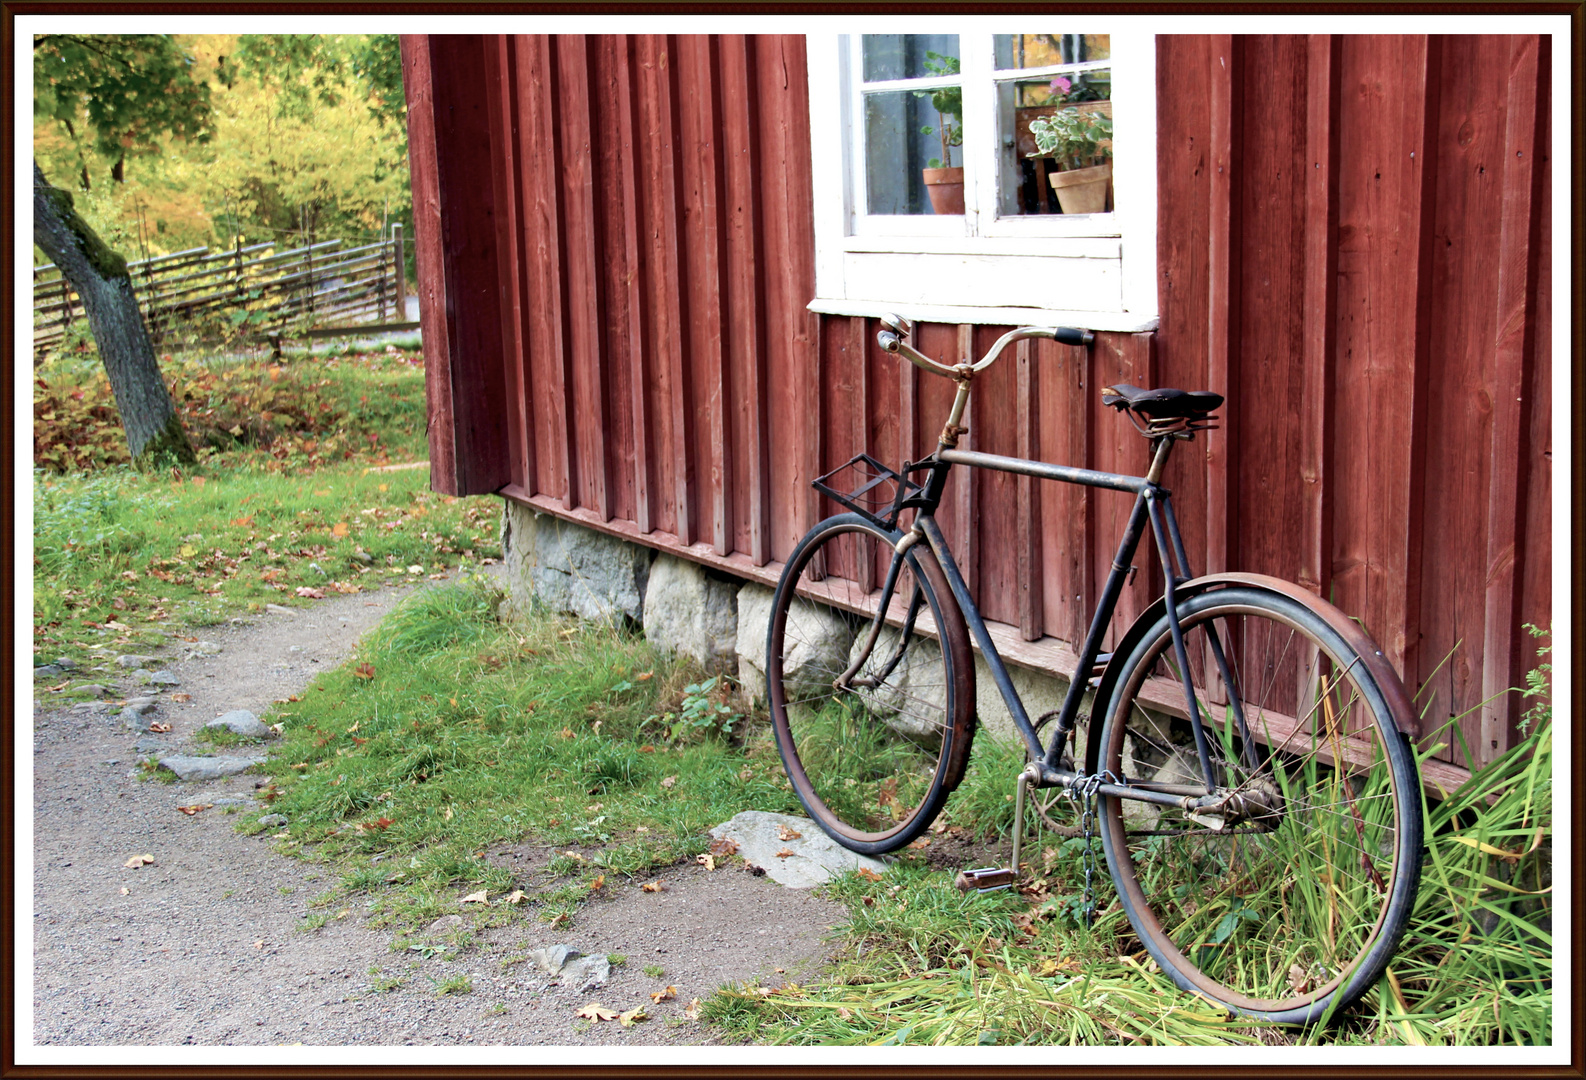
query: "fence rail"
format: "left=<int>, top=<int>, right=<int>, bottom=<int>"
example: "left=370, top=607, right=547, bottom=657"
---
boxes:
left=32, top=226, right=406, bottom=353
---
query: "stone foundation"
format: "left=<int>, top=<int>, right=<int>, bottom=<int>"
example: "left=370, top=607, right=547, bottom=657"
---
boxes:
left=497, top=501, right=1076, bottom=736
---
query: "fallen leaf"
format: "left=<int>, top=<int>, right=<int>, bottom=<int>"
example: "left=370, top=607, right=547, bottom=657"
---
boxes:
left=290, top=762, right=310, bottom=770
left=660, top=775, right=677, bottom=788
left=443, top=806, right=454, bottom=821
left=709, top=838, right=739, bottom=857
left=353, top=663, right=376, bottom=680
left=147, top=722, right=172, bottom=733
left=618, top=1006, right=647, bottom=1027
left=775, top=848, right=795, bottom=859
left=837, top=1006, right=853, bottom=1020
left=855, top=867, right=882, bottom=882
left=179, top=544, right=197, bottom=557
left=907, top=837, right=931, bottom=849
left=296, top=586, right=326, bottom=599
left=503, top=889, right=526, bottom=905
left=589, top=875, right=605, bottom=891
left=169, top=693, right=191, bottom=703
left=123, top=854, right=154, bottom=868
left=636, top=671, right=653, bottom=682
left=638, top=745, right=656, bottom=753
left=696, top=854, right=716, bottom=872
left=314, top=489, right=331, bottom=496
left=641, top=881, right=665, bottom=893
left=120, top=887, right=130, bottom=895
left=253, top=940, right=265, bottom=950
left=650, top=985, right=677, bottom=1003
left=777, top=824, right=803, bottom=841
left=461, top=890, right=489, bottom=904
left=560, top=727, right=575, bottom=739
left=177, top=804, right=212, bottom=816
left=563, top=851, right=587, bottom=862
left=577, top=1002, right=619, bottom=1022
left=231, top=514, right=254, bottom=527
left=775, top=967, right=786, bottom=974
left=331, top=522, right=349, bottom=537
left=335, top=909, right=350, bottom=920
left=586, top=803, right=604, bottom=812
left=684, top=998, right=701, bottom=1019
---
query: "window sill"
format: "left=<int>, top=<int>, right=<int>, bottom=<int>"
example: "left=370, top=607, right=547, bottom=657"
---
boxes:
left=807, top=296, right=1158, bottom=334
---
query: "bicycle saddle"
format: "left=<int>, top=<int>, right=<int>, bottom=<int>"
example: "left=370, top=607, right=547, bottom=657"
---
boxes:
left=1101, top=384, right=1223, bottom=420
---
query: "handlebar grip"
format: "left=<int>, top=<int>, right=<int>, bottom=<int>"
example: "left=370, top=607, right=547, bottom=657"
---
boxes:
left=877, top=330, right=900, bottom=353
left=1053, top=327, right=1094, bottom=348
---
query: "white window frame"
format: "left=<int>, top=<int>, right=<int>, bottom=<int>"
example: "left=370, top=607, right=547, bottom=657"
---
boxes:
left=807, top=32, right=1159, bottom=332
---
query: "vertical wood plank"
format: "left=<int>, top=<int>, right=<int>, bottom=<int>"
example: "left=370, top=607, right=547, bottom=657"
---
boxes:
left=1038, top=336, right=1090, bottom=647
left=1204, top=34, right=1242, bottom=579
left=1299, top=34, right=1341, bottom=597
left=721, top=35, right=771, bottom=565
left=521, top=35, right=576, bottom=508
left=614, top=37, right=652, bottom=534
left=642, top=35, right=694, bottom=547
left=1015, top=339, right=1043, bottom=641
left=848, top=316, right=875, bottom=594
left=405, top=34, right=512, bottom=497
left=400, top=35, right=455, bottom=493
left=1399, top=36, right=1443, bottom=700
left=485, top=36, right=530, bottom=493
left=675, top=36, right=731, bottom=556
left=557, top=36, right=611, bottom=521
left=1479, top=34, right=1546, bottom=761
left=592, top=36, right=637, bottom=527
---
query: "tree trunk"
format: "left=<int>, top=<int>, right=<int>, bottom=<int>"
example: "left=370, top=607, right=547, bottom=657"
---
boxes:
left=32, top=160, right=194, bottom=465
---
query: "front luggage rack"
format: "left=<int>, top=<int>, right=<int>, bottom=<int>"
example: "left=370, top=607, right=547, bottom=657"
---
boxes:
left=813, top=453, right=922, bottom=531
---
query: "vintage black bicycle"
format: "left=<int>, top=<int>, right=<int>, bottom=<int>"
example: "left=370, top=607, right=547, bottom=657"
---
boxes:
left=766, top=313, right=1424, bottom=1026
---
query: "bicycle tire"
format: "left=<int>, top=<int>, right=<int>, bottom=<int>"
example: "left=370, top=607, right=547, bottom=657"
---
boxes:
left=768, top=514, right=975, bottom=855
left=1097, top=583, right=1423, bottom=1025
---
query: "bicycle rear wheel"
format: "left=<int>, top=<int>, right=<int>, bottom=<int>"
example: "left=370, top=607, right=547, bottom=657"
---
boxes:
left=768, top=514, right=975, bottom=855
left=1097, top=584, right=1422, bottom=1025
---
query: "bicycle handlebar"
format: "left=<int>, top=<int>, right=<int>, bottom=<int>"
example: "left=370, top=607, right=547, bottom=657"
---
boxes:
left=877, top=315, right=1093, bottom=378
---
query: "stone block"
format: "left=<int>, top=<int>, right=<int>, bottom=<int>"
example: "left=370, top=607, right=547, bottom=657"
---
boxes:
left=641, top=554, right=738, bottom=671
left=499, top=501, right=652, bottom=626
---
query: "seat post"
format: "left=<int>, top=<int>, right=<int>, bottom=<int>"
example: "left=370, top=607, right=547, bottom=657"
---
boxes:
left=1144, top=434, right=1175, bottom=487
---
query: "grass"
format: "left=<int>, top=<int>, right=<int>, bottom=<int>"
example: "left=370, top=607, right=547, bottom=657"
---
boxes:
left=30, top=348, right=499, bottom=676
left=241, top=573, right=804, bottom=946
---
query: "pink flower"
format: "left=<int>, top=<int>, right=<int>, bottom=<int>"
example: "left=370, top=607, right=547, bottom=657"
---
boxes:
left=1049, top=76, right=1072, bottom=97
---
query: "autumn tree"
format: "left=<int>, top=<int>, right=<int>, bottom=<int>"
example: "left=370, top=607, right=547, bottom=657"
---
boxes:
left=33, top=34, right=204, bottom=464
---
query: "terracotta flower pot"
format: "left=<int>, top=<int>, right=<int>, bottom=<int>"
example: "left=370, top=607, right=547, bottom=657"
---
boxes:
left=922, top=167, right=965, bottom=215
left=1049, top=162, right=1112, bottom=214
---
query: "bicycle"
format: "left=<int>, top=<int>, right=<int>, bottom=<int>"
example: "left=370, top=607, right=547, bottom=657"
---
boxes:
left=766, top=313, right=1424, bottom=1026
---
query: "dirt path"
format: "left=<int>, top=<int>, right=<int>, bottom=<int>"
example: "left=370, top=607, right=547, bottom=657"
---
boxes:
left=28, top=574, right=845, bottom=1050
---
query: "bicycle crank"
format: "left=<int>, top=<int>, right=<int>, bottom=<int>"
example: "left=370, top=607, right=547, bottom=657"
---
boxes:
left=953, top=764, right=1039, bottom=893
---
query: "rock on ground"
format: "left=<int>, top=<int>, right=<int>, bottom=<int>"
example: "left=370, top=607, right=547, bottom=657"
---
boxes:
left=156, top=754, right=266, bottom=782
left=710, top=811, right=888, bottom=888
left=205, top=710, right=274, bottom=739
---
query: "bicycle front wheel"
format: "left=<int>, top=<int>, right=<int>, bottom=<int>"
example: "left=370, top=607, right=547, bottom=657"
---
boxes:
left=769, top=514, right=975, bottom=855
left=1098, top=584, right=1422, bottom=1025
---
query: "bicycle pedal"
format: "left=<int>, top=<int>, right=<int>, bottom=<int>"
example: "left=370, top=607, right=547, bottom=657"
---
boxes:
left=953, top=866, right=1017, bottom=892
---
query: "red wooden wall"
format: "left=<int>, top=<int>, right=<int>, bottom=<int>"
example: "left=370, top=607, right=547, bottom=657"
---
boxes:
left=403, top=33, right=1551, bottom=781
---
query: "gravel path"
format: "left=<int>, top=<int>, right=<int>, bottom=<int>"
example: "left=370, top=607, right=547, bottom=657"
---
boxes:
left=27, top=575, right=846, bottom=1054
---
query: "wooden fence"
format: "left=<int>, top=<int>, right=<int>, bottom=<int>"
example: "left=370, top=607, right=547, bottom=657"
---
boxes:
left=32, top=226, right=406, bottom=353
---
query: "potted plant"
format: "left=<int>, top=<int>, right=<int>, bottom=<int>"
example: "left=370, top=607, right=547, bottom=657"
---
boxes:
left=1027, top=104, right=1113, bottom=214
left=912, top=51, right=963, bottom=214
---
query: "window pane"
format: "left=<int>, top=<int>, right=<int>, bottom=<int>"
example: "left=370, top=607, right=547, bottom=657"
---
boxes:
left=862, top=34, right=960, bottom=82
left=992, top=34, right=1113, bottom=218
left=993, top=33, right=1110, bottom=71
left=864, top=89, right=963, bottom=215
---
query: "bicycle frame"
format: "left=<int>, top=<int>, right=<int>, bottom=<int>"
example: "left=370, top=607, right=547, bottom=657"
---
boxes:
left=861, top=431, right=1254, bottom=812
